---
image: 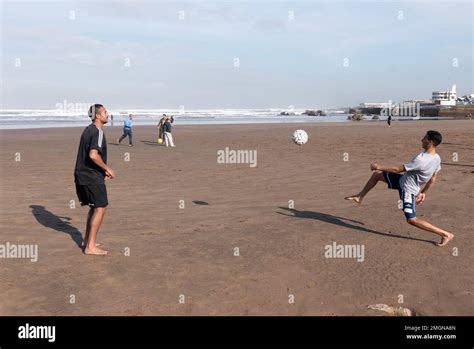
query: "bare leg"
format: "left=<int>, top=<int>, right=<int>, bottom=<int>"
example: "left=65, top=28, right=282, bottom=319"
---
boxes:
left=81, top=208, right=100, bottom=248
left=84, top=207, right=108, bottom=256
left=345, top=170, right=386, bottom=204
left=407, top=217, right=454, bottom=247
left=82, top=208, right=93, bottom=247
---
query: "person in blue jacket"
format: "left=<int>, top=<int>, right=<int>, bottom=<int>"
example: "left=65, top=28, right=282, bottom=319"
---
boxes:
left=118, top=114, right=134, bottom=146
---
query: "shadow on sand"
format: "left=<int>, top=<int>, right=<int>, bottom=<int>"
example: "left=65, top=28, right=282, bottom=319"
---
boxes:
left=276, top=207, right=433, bottom=244
left=30, top=205, right=83, bottom=248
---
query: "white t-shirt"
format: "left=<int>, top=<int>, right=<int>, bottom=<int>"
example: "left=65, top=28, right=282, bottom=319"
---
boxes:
left=399, top=152, right=441, bottom=195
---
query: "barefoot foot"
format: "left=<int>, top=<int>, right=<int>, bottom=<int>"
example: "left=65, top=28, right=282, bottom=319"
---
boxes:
left=81, top=242, right=101, bottom=247
left=344, top=195, right=362, bottom=205
left=84, top=246, right=108, bottom=256
left=436, top=233, right=454, bottom=247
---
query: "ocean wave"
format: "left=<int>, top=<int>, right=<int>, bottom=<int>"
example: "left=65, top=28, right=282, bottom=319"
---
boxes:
left=0, top=109, right=350, bottom=129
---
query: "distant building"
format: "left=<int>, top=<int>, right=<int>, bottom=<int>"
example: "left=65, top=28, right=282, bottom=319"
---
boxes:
left=357, top=84, right=471, bottom=112
left=456, top=94, right=474, bottom=105
left=358, top=102, right=391, bottom=108
left=402, top=99, right=433, bottom=106
left=432, top=85, right=457, bottom=106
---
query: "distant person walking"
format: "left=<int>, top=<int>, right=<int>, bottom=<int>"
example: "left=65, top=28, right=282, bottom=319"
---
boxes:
left=74, top=104, right=115, bottom=256
left=110, top=114, right=114, bottom=126
left=387, top=115, right=392, bottom=127
left=118, top=114, right=134, bottom=146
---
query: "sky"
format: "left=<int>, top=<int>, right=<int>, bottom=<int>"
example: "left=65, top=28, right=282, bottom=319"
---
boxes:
left=1, top=0, right=472, bottom=109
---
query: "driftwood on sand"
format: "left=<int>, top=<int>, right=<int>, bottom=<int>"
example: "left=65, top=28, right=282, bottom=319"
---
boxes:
left=368, top=304, right=422, bottom=316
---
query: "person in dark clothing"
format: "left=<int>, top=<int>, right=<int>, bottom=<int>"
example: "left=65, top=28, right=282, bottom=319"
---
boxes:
left=74, top=104, right=115, bottom=256
left=387, top=115, right=392, bottom=127
left=163, top=116, right=175, bottom=147
left=157, top=114, right=174, bottom=145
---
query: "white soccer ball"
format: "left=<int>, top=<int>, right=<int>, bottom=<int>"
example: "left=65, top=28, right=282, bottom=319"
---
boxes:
left=292, top=129, right=308, bottom=145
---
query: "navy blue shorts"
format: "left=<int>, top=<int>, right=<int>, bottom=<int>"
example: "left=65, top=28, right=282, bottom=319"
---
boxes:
left=382, top=172, right=416, bottom=219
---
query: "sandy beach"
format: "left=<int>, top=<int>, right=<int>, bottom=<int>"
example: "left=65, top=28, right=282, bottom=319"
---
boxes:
left=0, top=120, right=472, bottom=316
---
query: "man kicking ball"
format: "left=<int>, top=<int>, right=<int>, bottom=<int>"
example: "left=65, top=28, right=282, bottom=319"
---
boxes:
left=345, top=130, right=454, bottom=247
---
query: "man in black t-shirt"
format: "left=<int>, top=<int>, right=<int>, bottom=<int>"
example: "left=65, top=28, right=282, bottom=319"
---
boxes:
left=74, top=104, right=115, bottom=256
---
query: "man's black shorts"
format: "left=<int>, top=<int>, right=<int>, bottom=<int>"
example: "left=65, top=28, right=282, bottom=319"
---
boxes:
left=75, top=184, right=108, bottom=208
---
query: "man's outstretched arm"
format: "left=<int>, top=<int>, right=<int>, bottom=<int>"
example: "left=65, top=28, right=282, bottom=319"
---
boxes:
left=371, top=163, right=405, bottom=174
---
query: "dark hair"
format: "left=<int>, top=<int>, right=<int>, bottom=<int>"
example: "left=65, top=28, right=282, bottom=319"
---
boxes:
left=426, top=130, right=442, bottom=146
left=88, top=104, right=104, bottom=120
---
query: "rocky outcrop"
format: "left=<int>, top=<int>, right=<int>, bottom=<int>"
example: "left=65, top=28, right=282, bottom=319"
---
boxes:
left=302, top=110, right=327, bottom=116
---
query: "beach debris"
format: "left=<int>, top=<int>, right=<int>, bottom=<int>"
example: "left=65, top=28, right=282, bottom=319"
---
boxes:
left=348, top=112, right=364, bottom=121
left=368, top=304, right=420, bottom=316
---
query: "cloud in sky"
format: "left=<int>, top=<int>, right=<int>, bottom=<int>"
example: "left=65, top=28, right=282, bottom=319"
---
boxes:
left=1, top=0, right=472, bottom=109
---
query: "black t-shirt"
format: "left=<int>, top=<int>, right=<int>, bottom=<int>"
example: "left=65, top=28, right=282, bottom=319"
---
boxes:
left=74, top=124, right=107, bottom=185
